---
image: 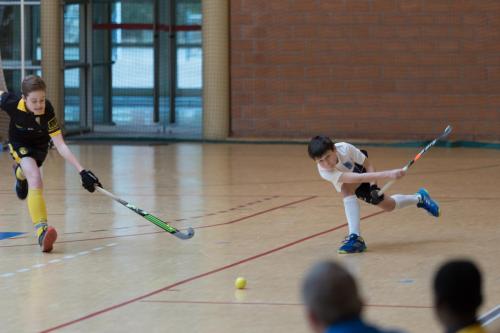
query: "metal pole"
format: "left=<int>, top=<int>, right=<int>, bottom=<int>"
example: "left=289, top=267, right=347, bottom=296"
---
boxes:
left=153, top=0, right=160, bottom=123
left=20, top=0, right=25, bottom=79
left=86, top=0, right=93, bottom=131
left=169, top=0, right=176, bottom=124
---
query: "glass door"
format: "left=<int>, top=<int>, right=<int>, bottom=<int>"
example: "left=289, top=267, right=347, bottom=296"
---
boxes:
left=92, top=0, right=157, bottom=132
left=0, top=2, right=42, bottom=91
left=175, top=0, right=202, bottom=134
left=82, top=0, right=202, bottom=137
left=64, top=2, right=86, bottom=128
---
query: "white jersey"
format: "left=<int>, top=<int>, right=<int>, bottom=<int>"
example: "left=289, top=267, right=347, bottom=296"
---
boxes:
left=317, top=142, right=367, bottom=192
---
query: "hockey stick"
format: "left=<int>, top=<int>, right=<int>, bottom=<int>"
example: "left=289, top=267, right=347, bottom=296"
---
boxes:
left=376, top=125, right=453, bottom=196
left=96, top=186, right=195, bottom=240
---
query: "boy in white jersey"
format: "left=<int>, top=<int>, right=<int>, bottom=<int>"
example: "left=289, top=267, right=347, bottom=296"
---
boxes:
left=308, top=135, right=440, bottom=254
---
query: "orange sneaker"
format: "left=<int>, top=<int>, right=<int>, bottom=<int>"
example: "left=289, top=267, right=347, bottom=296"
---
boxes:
left=38, top=226, right=57, bottom=253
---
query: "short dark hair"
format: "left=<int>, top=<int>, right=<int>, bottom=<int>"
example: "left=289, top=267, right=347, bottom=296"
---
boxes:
left=308, top=135, right=335, bottom=159
left=302, top=260, right=362, bottom=326
left=21, top=75, right=46, bottom=97
left=433, top=259, right=482, bottom=316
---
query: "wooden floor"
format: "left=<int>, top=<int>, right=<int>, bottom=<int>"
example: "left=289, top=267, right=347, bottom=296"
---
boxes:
left=0, top=143, right=499, bottom=333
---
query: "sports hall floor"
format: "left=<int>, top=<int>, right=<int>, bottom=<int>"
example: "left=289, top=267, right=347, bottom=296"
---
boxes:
left=0, top=143, right=499, bottom=333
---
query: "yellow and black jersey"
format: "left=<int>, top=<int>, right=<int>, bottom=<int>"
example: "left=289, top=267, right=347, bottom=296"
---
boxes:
left=0, top=91, right=61, bottom=146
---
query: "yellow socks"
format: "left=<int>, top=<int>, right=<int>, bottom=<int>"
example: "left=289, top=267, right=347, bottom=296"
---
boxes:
left=27, top=188, right=48, bottom=238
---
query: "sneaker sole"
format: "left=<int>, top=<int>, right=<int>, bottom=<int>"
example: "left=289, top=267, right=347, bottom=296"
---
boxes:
left=13, top=165, right=28, bottom=200
left=16, top=181, right=28, bottom=200
left=338, top=248, right=367, bottom=254
left=42, top=227, right=57, bottom=253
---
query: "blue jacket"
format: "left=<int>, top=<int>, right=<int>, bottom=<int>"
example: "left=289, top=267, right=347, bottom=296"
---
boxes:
left=325, top=317, right=402, bottom=333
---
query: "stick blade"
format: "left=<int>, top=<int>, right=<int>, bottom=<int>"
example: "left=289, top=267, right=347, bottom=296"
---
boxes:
left=443, top=125, right=453, bottom=137
left=174, top=227, right=195, bottom=240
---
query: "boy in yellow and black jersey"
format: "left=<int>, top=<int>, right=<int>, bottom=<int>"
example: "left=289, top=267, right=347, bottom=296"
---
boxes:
left=0, top=75, right=101, bottom=253
left=2, top=90, right=61, bottom=146
left=2, top=90, right=61, bottom=168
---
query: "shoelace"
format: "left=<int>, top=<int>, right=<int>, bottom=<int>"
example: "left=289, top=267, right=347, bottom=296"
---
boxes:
left=341, top=235, right=359, bottom=244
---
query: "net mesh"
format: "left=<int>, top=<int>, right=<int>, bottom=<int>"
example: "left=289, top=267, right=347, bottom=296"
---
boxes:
left=1, top=1, right=208, bottom=141
left=88, top=0, right=203, bottom=138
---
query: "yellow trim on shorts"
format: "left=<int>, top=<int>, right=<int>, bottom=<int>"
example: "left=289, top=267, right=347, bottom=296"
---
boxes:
left=49, top=130, right=62, bottom=138
left=8, top=143, right=21, bottom=164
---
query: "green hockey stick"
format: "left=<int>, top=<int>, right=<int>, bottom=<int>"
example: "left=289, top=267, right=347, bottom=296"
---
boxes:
left=96, top=186, right=194, bottom=240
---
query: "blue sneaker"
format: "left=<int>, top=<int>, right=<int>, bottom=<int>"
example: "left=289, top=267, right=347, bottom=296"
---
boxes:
left=417, top=188, right=440, bottom=217
left=338, top=234, right=367, bottom=254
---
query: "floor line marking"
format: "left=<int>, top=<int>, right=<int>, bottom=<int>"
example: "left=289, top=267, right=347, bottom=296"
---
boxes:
left=0, top=197, right=317, bottom=248
left=1, top=273, right=15, bottom=278
left=480, top=304, right=500, bottom=326
left=40, top=209, right=387, bottom=333
left=1, top=243, right=118, bottom=279
left=196, top=196, right=317, bottom=229
left=140, top=299, right=432, bottom=309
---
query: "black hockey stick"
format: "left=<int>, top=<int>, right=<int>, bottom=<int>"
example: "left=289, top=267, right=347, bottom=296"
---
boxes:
left=376, top=125, right=453, bottom=196
left=96, top=187, right=194, bottom=240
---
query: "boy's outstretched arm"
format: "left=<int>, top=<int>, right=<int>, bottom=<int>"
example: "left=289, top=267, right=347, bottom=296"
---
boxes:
left=362, top=157, right=377, bottom=182
left=51, top=133, right=84, bottom=172
left=339, top=168, right=406, bottom=184
left=51, top=133, right=102, bottom=192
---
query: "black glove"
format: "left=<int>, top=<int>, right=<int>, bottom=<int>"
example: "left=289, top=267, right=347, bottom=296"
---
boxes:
left=369, top=184, right=384, bottom=205
left=80, top=169, right=101, bottom=193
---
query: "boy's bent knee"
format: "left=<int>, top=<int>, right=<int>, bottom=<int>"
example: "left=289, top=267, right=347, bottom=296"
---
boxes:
left=341, top=183, right=358, bottom=197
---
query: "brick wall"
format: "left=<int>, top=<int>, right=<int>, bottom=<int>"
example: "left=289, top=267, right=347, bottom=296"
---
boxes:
left=230, top=0, right=500, bottom=141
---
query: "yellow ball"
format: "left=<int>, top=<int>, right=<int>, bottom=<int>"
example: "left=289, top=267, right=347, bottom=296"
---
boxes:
left=235, top=277, right=247, bottom=289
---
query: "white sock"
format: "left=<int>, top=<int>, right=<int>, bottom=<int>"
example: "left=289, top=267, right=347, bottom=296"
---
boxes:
left=343, top=195, right=360, bottom=236
left=391, top=194, right=420, bottom=209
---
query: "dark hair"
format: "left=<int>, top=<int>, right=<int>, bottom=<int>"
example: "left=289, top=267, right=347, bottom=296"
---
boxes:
left=21, top=75, right=46, bottom=97
left=302, top=261, right=362, bottom=326
left=308, top=135, right=335, bottom=159
left=433, top=259, right=482, bottom=316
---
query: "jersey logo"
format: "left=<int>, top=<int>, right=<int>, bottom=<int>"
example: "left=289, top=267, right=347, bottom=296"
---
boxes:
left=16, top=123, right=35, bottom=131
left=19, top=147, right=28, bottom=155
left=48, top=117, right=59, bottom=132
left=35, top=116, right=41, bottom=125
left=343, top=162, right=353, bottom=170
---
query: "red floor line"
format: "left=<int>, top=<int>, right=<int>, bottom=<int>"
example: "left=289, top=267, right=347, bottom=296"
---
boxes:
left=73, top=196, right=277, bottom=233
left=195, top=196, right=317, bottom=229
left=1, top=196, right=317, bottom=248
left=40, top=209, right=386, bottom=333
left=140, top=300, right=432, bottom=309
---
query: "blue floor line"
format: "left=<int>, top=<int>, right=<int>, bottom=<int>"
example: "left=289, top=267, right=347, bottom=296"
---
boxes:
left=0, top=232, right=26, bottom=240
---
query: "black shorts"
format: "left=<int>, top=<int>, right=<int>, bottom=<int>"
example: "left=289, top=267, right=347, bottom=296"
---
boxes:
left=8, top=142, right=49, bottom=167
left=353, top=149, right=381, bottom=205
